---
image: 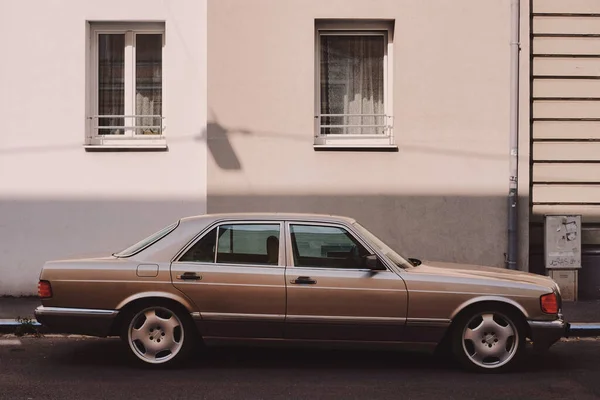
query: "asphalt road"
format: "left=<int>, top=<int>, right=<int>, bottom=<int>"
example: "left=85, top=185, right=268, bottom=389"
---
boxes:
left=1, top=337, right=599, bottom=400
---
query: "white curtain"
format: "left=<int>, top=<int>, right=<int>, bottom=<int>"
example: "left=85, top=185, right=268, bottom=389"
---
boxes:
left=320, top=35, right=385, bottom=135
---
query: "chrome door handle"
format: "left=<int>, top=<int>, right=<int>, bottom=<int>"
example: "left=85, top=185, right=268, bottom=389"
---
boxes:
left=177, top=272, right=202, bottom=281
left=291, top=276, right=317, bottom=285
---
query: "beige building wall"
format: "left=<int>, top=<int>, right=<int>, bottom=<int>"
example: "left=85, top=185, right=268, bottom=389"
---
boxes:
left=207, top=0, right=531, bottom=269
left=0, top=0, right=208, bottom=295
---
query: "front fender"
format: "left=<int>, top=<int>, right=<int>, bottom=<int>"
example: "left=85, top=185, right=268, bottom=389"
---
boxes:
left=450, top=295, right=530, bottom=320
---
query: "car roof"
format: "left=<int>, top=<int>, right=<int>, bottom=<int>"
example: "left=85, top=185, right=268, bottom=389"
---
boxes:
left=178, top=212, right=356, bottom=227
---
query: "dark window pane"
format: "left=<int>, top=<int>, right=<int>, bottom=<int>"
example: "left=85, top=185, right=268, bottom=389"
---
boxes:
left=179, top=228, right=217, bottom=263
left=320, top=35, right=385, bottom=135
left=290, top=225, right=370, bottom=269
left=135, top=34, right=162, bottom=135
left=216, top=224, right=280, bottom=266
left=98, top=34, right=125, bottom=135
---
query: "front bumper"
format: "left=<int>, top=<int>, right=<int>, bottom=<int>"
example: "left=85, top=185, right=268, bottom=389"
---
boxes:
left=528, top=319, right=567, bottom=350
left=34, top=306, right=118, bottom=337
left=528, top=318, right=600, bottom=350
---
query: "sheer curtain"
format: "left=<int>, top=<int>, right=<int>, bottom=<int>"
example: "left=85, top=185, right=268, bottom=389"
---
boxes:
left=135, top=34, right=162, bottom=135
left=98, top=34, right=125, bottom=135
left=320, top=35, right=385, bottom=135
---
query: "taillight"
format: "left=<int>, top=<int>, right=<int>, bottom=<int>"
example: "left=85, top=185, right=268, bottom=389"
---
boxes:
left=540, top=292, right=558, bottom=314
left=38, top=280, right=52, bottom=298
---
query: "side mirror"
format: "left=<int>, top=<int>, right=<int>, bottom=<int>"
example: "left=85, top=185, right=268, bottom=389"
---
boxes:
left=365, top=254, right=386, bottom=271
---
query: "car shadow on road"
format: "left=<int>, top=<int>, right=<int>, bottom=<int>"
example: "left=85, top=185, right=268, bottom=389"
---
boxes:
left=48, top=338, right=578, bottom=374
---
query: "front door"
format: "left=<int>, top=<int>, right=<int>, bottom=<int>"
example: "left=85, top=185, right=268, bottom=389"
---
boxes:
left=284, top=222, right=408, bottom=341
left=171, top=221, right=286, bottom=339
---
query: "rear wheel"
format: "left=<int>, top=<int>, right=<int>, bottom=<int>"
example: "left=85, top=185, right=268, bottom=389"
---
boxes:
left=122, top=304, right=196, bottom=367
left=451, top=306, right=525, bottom=373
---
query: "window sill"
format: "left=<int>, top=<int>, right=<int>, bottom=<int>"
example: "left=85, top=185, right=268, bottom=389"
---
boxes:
left=314, top=144, right=398, bottom=152
left=84, top=136, right=168, bottom=152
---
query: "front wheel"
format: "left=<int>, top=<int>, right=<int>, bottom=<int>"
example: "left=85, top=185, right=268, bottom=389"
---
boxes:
left=451, top=307, right=525, bottom=373
left=123, top=304, right=195, bottom=367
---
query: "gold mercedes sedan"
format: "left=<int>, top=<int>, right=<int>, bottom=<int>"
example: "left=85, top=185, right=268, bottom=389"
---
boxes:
left=35, top=213, right=567, bottom=372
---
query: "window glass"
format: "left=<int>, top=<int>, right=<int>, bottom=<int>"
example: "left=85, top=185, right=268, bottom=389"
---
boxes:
left=320, top=34, right=385, bottom=135
left=113, top=221, right=178, bottom=257
left=290, top=224, right=370, bottom=269
left=216, top=224, right=280, bottom=266
left=135, top=34, right=162, bottom=135
left=98, top=34, right=125, bottom=135
left=179, top=227, right=218, bottom=263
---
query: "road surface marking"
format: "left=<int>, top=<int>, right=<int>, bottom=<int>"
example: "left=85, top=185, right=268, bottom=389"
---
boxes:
left=0, top=339, right=22, bottom=346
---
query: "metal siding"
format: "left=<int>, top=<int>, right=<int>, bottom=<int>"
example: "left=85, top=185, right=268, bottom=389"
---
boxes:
left=534, top=37, right=600, bottom=55
left=533, top=101, right=600, bottom=119
left=532, top=6, right=600, bottom=213
left=534, top=58, right=600, bottom=76
left=533, top=164, right=600, bottom=182
left=533, top=121, right=600, bottom=139
left=533, top=185, right=600, bottom=203
left=533, top=17, right=600, bottom=35
left=533, top=79, right=600, bottom=98
left=534, top=142, right=600, bottom=161
left=532, top=205, right=600, bottom=222
left=533, top=0, right=600, bottom=14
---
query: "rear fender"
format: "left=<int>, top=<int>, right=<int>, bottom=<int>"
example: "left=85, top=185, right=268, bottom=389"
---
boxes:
left=115, top=291, right=197, bottom=313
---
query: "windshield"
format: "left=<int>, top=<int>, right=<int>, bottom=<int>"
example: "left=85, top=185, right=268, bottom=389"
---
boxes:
left=113, top=221, right=179, bottom=257
left=352, top=222, right=414, bottom=268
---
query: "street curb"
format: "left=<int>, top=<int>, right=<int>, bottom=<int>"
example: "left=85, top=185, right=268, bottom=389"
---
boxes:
left=0, top=319, right=45, bottom=335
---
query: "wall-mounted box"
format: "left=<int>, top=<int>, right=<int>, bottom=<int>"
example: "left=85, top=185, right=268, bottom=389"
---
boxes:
left=548, top=269, right=578, bottom=302
left=545, top=215, right=581, bottom=270
left=545, top=215, right=581, bottom=301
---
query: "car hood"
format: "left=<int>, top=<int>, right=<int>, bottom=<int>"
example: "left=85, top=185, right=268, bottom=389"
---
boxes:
left=416, top=260, right=557, bottom=289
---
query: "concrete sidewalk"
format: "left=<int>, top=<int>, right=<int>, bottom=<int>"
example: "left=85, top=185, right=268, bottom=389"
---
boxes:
left=0, top=296, right=598, bottom=332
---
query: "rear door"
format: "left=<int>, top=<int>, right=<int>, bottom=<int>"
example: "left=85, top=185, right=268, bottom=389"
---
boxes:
left=171, top=221, right=286, bottom=339
left=284, top=221, right=408, bottom=341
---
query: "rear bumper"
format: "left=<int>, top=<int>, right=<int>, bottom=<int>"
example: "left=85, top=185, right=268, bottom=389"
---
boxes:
left=34, top=306, right=118, bottom=337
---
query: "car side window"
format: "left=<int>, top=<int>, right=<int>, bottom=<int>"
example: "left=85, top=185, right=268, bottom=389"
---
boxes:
left=179, top=227, right=218, bottom=263
left=290, top=224, right=371, bottom=269
left=216, top=224, right=281, bottom=266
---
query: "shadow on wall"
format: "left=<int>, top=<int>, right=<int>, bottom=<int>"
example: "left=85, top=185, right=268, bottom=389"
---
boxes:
left=202, top=110, right=308, bottom=171
left=0, top=195, right=525, bottom=295
left=207, top=193, right=518, bottom=270
left=0, top=199, right=207, bottom=296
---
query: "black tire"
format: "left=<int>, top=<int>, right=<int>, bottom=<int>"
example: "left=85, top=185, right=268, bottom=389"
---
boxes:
left=450, top=304, right=526, bottom=373
left=119, top=301, right=198, bottom=368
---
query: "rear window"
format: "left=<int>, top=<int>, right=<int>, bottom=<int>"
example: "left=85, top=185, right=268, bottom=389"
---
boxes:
left=113, top=221, right=179, bottom=257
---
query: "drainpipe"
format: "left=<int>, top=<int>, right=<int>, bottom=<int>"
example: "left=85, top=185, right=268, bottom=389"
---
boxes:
left=507, top=0, right=520, bottom=270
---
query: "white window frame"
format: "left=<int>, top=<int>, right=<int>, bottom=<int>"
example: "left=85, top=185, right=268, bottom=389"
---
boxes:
left=86, top=22, right=166, bottom=150
left=314, top=21, right=395, bottom=149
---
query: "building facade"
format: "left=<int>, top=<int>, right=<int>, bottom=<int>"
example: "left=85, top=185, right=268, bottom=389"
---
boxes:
left=529, top=0, right=600, bottom=298
left=206, top=0, right=531, bottom=275
left=0, top=0, right=209, bottom=295
left=4, top=0, right=599, bottom=298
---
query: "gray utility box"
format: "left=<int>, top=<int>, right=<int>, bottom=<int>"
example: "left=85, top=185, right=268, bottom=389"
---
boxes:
left=544, top=215, right=581, bottom=301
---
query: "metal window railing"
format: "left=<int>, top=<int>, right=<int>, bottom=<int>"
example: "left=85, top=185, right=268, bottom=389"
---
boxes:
left=317, top=114, right=393, bottom=137
left=88, top=115, right=165, bottom=137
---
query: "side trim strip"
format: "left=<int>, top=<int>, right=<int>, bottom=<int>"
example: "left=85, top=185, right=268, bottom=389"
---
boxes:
left=34, top=306, right=118, bottom=317
left=406, top=318, right=451, bottom=327
left=192, top=313, right=407, bottom=324
left=196, top=312, right=285, bottom=322
left=286, top=315, right=406, bottom=324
